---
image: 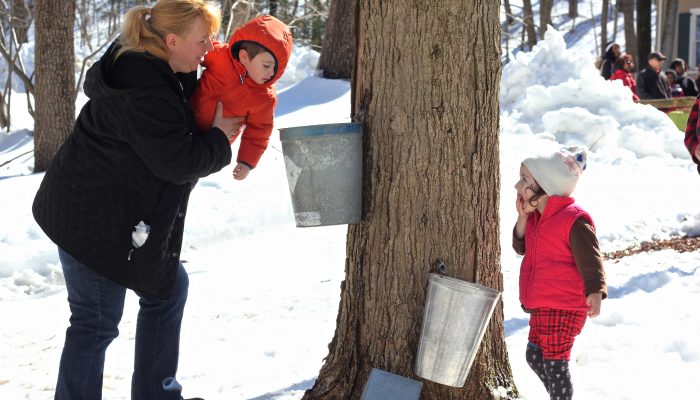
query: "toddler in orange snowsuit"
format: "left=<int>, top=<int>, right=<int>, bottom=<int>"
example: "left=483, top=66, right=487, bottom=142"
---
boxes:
left=190, top=15, right=292, bottom=180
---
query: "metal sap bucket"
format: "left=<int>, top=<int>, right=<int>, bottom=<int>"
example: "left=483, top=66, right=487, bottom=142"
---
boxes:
left=279, top=122, right=362, bottom=227
left=414, top=273, right=501, bottom=387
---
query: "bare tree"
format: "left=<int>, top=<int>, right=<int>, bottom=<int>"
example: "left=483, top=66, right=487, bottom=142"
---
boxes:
left=317, top=0, right=352, bottom=79
left=601, top=0, right=609, bottom=57
left=11, top=0, right=31, bottom=44
left=302, top=1, right=515, bottom=399
left=504, top=0, right=514, bottom=26
left=523, top=0, right=537, bottom=49
left=637, top=0, right=652, bottom=70
left=569, top=0, right=578, bottom=18
left=621, top=0, right=636, bottom=63
left=540, top=0, right=553, bottom=36
left=34, top=0, right=75, bottom=172
left=661, top=0, right=679, bottom=69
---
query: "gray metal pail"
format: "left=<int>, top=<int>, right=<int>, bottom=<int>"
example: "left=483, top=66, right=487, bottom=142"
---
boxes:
left=414, top=273, right=501, bottom=387
left=279, top=123, right=362, bottom=227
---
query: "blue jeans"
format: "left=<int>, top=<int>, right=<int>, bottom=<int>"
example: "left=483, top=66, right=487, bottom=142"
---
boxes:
left=55, top=248, right=189, bottom=400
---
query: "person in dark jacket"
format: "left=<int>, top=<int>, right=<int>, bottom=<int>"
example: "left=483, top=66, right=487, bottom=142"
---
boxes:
left=599, top=42, right=621, bottom=80
left=31, top=1, right=242, bottom=399
left=637, top=51, right=671, bottom=100
left=671, top=58, right=699, bottom=97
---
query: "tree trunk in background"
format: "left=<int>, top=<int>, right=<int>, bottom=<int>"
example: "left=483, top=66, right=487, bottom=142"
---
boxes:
left=317, top=0, right=353, bottom=79
left=269, top=0, right=278, bottom=17
left=504, top=0, right=514, bottom=25
left=637, top=0, right=652, bottom=70
left=661, top=0, right=679, bottom=69
left=622, top=0, right=637, bottom=64
left=569, top=0, right=578, bottom=18
left=540, top=0, right=553, bottom=36
left=302, top=1, right=515, bottom=399
left=11, top=0, right=31, bottom=44
left=34, top=0, right=75, bottom=172
left=601, top=0, right=609, bottom=57
left=523, top=0, right=538, bottom=48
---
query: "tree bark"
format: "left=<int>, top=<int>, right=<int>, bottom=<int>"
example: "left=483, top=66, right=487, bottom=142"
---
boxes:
left=523, top=0, right=538, bottom=49
left=34, top=0, right=75, bottom=172
left=317, top=0, right=353, bottom=79
left=540, top=0, right=553, bottom=37
left=637, top=0, right=652, bottom=70
left=621, top=0, right=637, bottom=64
left=601, top=0, right=609, bottom=57
left=302, top=1, right=515, bottom=399
left=569, top=0, right=578, bottom=18
left=661, top=0, right=679, bottom=69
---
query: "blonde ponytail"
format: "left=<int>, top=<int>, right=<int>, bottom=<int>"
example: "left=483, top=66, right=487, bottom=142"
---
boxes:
left=116, top=0, right=221, bottom=62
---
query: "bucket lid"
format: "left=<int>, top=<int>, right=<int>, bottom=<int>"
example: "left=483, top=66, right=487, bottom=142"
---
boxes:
left=279, top=122, right=362, bottom=140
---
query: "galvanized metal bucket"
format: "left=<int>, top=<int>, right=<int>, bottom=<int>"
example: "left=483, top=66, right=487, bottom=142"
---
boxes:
left=414, top=273, right=501, bottom=387
left=279, top=122, right=362, bottom=227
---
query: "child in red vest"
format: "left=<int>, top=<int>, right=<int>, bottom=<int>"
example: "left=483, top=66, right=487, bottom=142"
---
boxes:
left=190, top=15, right=292, bottom=180
left=513, top=146, right=607, bottom=400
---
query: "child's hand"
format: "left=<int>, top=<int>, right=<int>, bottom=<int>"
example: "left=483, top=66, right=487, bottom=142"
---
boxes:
left=515, top=195, right=535, bottom=218
left=586, top=292, right=602, bottom=317
left=233, top=162, right=251, bottom=180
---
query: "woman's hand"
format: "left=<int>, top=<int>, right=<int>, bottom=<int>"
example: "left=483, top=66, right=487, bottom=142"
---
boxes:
left=232, top=162, right=251, bottom=180
left=586, top=292, right=603, bottom=317
left=212, top=101, right=244, bottom=141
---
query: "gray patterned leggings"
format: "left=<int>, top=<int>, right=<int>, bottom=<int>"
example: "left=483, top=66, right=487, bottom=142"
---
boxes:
left=526, top=343, right=573, bottom=400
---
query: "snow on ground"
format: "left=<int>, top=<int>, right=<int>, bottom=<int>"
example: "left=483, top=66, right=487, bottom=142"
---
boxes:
left=2, top=23, right=700, bottom=400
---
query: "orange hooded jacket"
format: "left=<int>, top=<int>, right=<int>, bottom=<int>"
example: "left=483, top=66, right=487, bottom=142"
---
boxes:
left=190, top=15, right=292, bottom=168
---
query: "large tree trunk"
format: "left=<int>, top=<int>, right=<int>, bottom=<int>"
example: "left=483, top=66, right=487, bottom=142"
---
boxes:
left=661, top=0, right=679, bottom=69
left=540, top=0, right=553, bottom=36
left=302, top=1, right=515, bottom=399
left=34, top=0, right=75, bottom=172
left=637, top=0, right=652, bottom=70
left=523, top=0, right=538, bottom=49
left=317, top=0, right=353, bottom=79
left=621, top=0, right=637, bottom=64
left=601, top=0, right=609, bottom=57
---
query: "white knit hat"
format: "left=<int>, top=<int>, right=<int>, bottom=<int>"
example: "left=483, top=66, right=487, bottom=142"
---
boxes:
left=522, top=146, right=588, bottom=197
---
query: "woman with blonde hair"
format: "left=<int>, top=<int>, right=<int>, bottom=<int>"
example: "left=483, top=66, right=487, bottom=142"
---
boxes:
left=32, top=1, right=242, bottom=399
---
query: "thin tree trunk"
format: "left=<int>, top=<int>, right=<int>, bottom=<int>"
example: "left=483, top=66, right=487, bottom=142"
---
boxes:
left=11, top=0, right=31, bottom=44
left=569, top=0, right=578, bottom=18
left=523, top=0, right=537, bottom=48
left=612, top=0, right=619, bottom=42
left=637, top=0, right=652, bottom=70
left=34, top=0, right=75, bottom=172
left=601, top=0, right=609, bottom=57
left=622, top=0, right=636, bottom=63
left=302, top=1, right=515, bottom=399
left=661, top=0, right=679, bottom=69
left=540, top=0, right=553, bottom=36
left=317, top=0, right=353, bottom=79
left=504, top=0, right=514, bottom=25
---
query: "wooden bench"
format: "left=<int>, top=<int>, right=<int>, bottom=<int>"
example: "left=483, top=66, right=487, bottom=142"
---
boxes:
left=639, top=97, right=695, bottom=130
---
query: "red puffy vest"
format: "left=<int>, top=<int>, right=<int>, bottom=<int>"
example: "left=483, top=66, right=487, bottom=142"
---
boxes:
left=519, top=196, right=593, bottom=310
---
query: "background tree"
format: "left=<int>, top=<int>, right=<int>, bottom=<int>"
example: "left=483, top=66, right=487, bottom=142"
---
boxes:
left=600, top=0, right=609, bottom=57
left=540, top=0, right=553, bottom=36
left=621, top=0, right=637, bottom=64
left=523, top=0, right=538, bottom=49
left=302, top=1, right=515, bottom=399
left=317, top=0, right=353, bottom=79
left=33, top=0, right=75, bottom=172
left=636, top=0, right=652, bottom=70
left=660, top=0, right=679, bottom=69
left=569, top=0, right=578, bottom=18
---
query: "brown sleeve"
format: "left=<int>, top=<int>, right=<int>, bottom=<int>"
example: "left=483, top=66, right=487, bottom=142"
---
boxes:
left=512, top=226, right=526, bottom=255
left=569, top=217, right=608, bottom=299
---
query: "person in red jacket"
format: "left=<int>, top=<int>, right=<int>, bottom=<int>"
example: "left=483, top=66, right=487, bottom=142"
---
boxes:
left=513, top=146, right=607, bottom=400
left=611, top=53, right=639, bottom=102
left=190, top=15, right=292, bottom=180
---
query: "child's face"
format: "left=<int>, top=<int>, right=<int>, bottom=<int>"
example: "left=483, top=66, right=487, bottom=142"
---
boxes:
left=514, top=164, right=539, bottom=204
left=240, top=49, right=276, bottom=84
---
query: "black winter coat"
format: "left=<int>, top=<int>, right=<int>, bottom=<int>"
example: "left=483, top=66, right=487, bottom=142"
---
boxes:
left=32, top=41, right=232, bottom=299
left=637, top=67, right=671, bottom=100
